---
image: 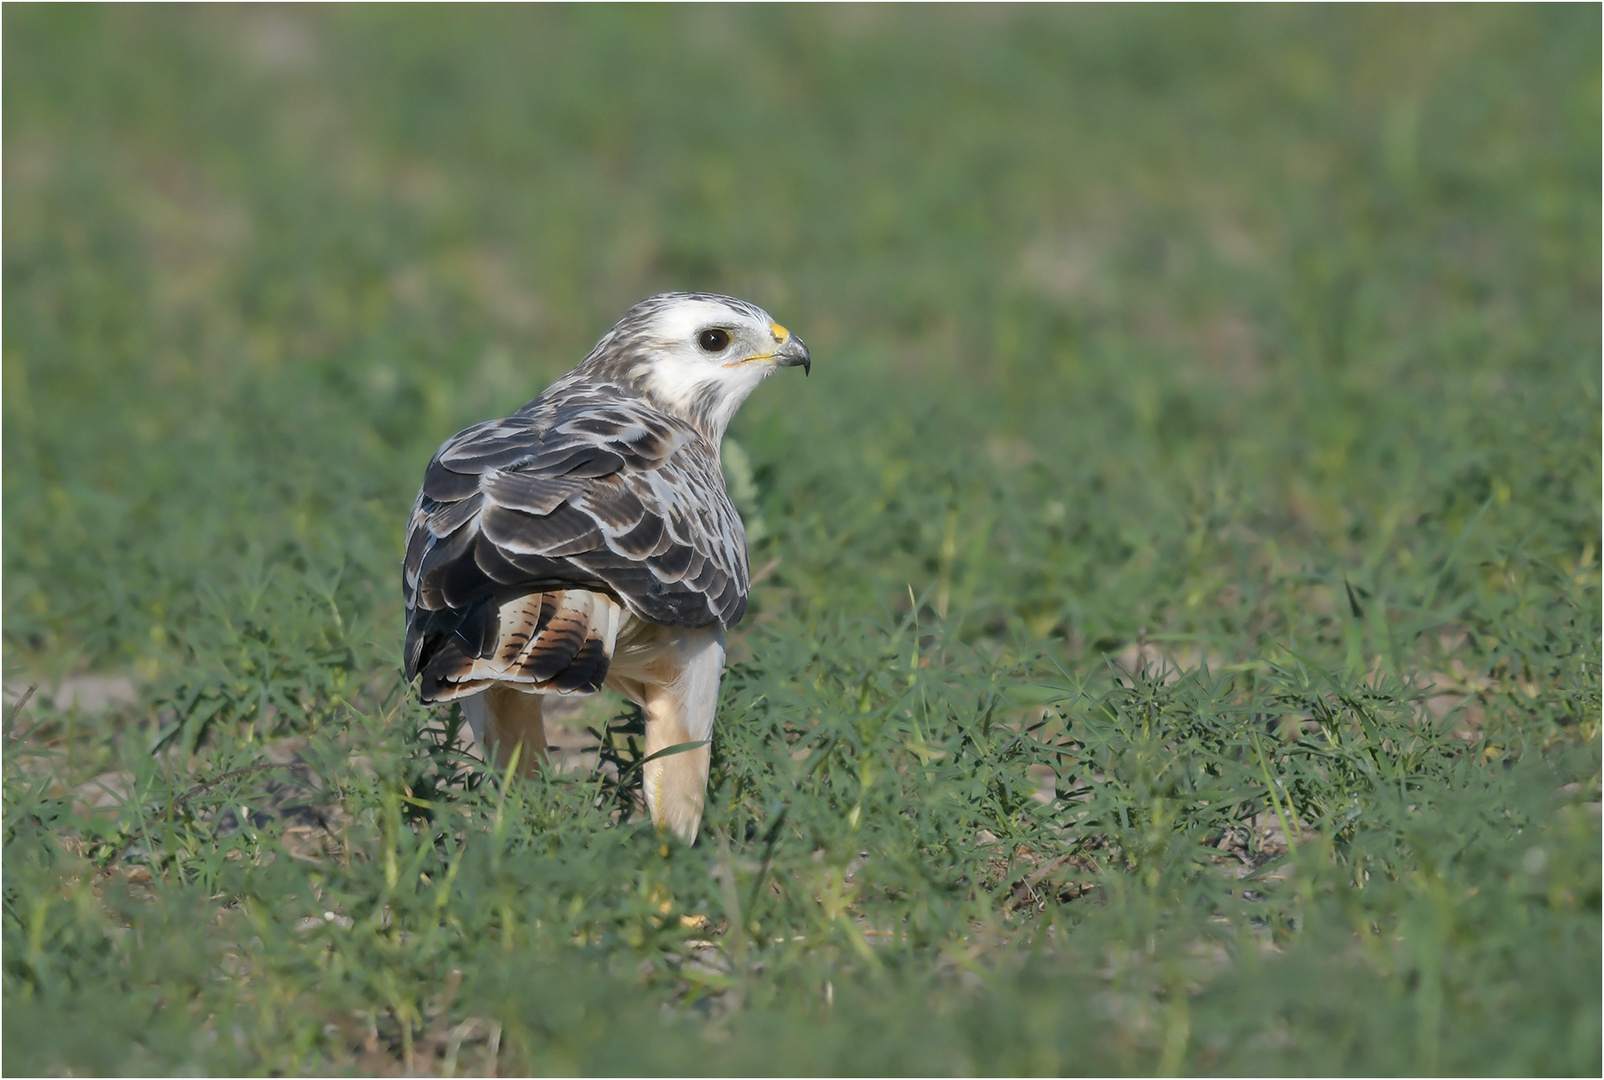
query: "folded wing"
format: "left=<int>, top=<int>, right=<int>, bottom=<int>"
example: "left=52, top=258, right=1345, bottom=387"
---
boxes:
left=402, top=391, right=749, bottom=702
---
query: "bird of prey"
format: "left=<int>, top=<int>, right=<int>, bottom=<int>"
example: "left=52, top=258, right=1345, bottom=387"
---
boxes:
left=403, top=292, right=809, bottom=843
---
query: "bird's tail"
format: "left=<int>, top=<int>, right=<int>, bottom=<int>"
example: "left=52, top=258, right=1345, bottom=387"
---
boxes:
left=418, top=588, right=627, bottom=703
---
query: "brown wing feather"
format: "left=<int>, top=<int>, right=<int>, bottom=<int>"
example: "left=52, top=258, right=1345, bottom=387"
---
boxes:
left=402, top=388, right=748, bottom=703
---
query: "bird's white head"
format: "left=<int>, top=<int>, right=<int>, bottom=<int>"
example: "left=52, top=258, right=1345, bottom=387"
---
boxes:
left=575, top=292, right=810, bottom=441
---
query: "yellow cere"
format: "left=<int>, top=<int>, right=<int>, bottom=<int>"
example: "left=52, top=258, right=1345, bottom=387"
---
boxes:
left=770, top=323, right=789, bottom=342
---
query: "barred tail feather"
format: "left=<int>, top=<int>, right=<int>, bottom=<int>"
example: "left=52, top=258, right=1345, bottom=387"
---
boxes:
left=416, top=588, right=628, bottom=702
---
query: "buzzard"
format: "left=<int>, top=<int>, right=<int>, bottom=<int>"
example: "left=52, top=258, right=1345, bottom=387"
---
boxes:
left=403, top=293, right=809, bottom=842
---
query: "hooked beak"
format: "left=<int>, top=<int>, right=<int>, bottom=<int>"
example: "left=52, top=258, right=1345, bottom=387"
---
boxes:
left=773, top=332, right=811, bottom=376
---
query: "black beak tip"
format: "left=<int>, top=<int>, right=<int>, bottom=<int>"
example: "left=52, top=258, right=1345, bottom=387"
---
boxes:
left=775, top=333, right=811, bottom=376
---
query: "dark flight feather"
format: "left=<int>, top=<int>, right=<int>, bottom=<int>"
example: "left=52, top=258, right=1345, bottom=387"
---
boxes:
left=402, top=384, right=749, bottom=702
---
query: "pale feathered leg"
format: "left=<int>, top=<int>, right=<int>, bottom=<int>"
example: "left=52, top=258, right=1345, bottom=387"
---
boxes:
left=609, top=623, right=725, bottom=844
left=464, top=684, right=547, bottom=777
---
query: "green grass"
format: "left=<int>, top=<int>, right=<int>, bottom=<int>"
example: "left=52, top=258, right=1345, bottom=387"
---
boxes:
left=3, top=5, right=1599, bottom=1075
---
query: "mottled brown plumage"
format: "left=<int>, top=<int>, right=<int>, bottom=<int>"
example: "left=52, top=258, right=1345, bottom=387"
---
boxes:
left=402, top=390, right=749, bottom=701
left=402, top=292, right=809, bottom=841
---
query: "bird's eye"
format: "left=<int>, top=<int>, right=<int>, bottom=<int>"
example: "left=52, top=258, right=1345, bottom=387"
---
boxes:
left=698, top=328, right=731, bottom=352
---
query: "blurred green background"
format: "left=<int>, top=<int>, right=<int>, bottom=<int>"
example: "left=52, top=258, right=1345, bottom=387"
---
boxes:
left=4, top=6, right=1599, bottom=1075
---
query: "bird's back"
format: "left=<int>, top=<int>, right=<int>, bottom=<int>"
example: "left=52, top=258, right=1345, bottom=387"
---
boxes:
left=402, top=381, right=749, bottom=704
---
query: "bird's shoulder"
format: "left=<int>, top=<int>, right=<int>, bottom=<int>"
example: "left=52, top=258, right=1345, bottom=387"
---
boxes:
left=424, top=384, right=691, bottom=487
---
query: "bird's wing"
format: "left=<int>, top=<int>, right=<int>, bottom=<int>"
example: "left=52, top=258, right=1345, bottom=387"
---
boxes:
left=402, top=393, right=749, bottom=702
